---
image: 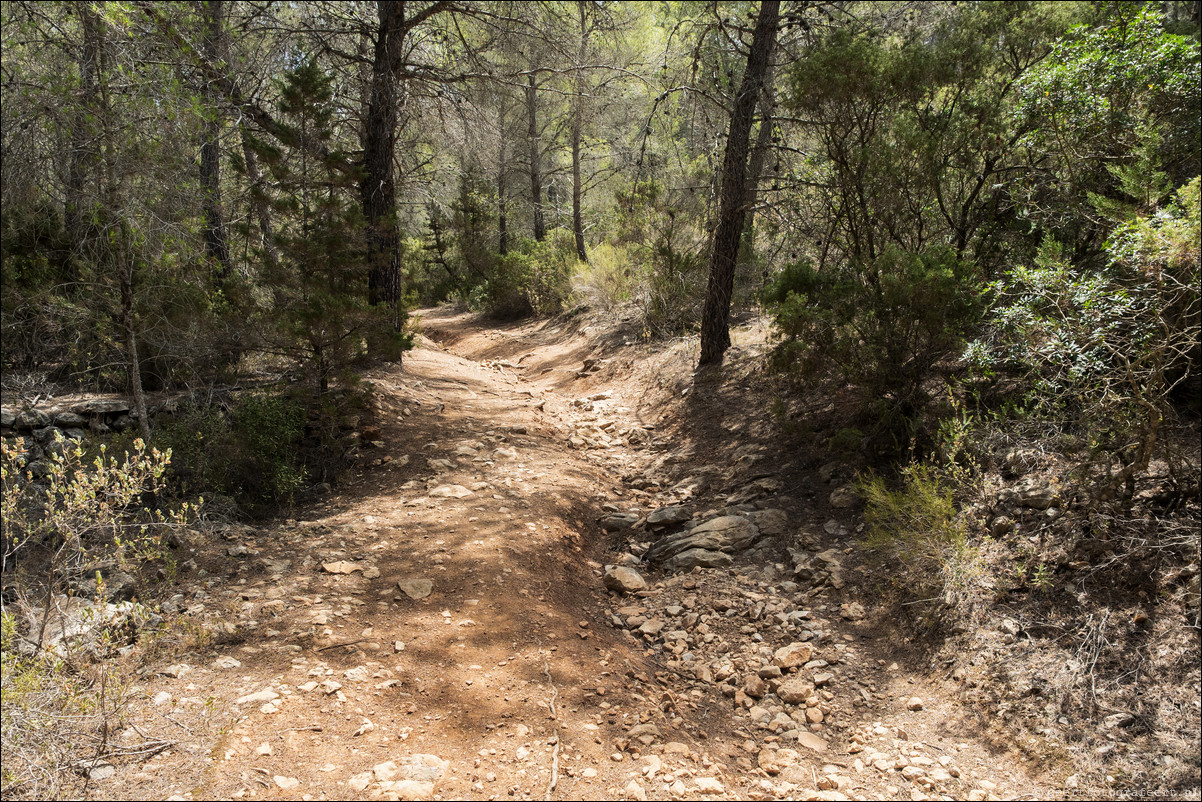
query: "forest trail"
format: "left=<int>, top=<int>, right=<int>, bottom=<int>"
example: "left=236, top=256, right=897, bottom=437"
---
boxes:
left=114, top=308, right=1062, bottom=802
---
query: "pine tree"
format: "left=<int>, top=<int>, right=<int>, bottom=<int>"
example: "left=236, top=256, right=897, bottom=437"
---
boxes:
left=250, top=58, right=411, bottom=397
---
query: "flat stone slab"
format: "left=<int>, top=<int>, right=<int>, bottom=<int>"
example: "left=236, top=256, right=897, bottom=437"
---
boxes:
left=73, top=399, right=131, bottom=415
left=644, top=515, right=760, bottom=564
left=322, top=560, right=363, bottom=575
left=646, top=505, right=691, bottom=527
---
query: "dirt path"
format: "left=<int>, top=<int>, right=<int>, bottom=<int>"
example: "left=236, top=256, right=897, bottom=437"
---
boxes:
left=108, top=308, right=1063, bottom=801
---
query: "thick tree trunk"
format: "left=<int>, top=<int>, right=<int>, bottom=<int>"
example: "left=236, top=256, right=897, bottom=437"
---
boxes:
left=699, top=0, right=780, bottom=367
left=200, top=0, right=232, bottom=285
left=526, top=74, right=545, bottom=242
left=362, top=1, right=404, bottom=312
left=92, top=5, right=152, bottom=439
left=570, top=118, right=585, bottom=261
left=570, top=1, right=590, bottom=262
left=741, top=70, right=775, bottom=255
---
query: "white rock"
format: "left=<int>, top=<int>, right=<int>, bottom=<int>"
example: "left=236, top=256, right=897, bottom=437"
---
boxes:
left=322, top=560, right=362, bottom=574
left=429, top=484, right=473, bottom=498
left=773, top=642, right=814, bottom=669
left=235, top=689, right=279, bottom=706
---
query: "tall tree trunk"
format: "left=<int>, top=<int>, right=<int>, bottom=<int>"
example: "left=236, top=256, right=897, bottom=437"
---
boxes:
left=526, top=74, right=545, bottom=242
left=741, top=69, right=775, bottom=256
left=65, top=3, right=101, bottom=268
left=497, top=96, right=508, bottom=255
left=200, top=0, right=232, bottom=285
left=238, top=126, right=279, bottom=272
left=91, top=4, right=152, bottom=440
left=362, top=1, right=404, bottom=313
left=570, top=0, right=590, bottom=262
left=699, top=0, right=780, bottom=367
left=118, top=240, right=151, bottom=442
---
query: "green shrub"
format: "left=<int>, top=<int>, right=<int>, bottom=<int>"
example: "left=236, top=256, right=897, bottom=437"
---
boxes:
left=469, top=233, right=578, bottom=319
left=609, top=177, right=709, bottom=338
left=968, top=177, right=1200, bottom=502
left=1, top=434, right=189, bottom=605
left=154, top=391, right=306, bottom=510
left=571, top=242, right=638, bottom=310
left=859, top=463, right=979, bottom=605
left=765, top=246, right=985, bottom=451
left=231, top=393, right=306, bottom=503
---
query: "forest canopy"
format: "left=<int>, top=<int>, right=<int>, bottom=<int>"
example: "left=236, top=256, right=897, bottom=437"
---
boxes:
left=1, top=0, right=1198, bottom=485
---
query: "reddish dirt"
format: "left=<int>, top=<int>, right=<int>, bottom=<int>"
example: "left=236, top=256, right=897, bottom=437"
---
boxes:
left=85, top=307, right=1070, bottom=802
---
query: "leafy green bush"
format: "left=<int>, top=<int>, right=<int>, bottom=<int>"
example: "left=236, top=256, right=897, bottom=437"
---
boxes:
left=610, top=178, right=709, bottom=338
left=154, top=392, right=306, bottom=510
left=859, top=463, right=979, bottom=605
left=468, top=232, right=578, bottom=319
left=571, top=242, right=638, bottom=310
left=969, top=177, right=1200, bottom=503
left=765, top=246, right=985, bottom=450
left=1012, top=6, right=1201, bottom=249
left=231, top=393, right=306, bottom=502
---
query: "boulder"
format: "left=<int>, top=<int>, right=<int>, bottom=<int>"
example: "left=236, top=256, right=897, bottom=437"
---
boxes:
left=989, top=515, right=1015, bottom=537
left=603, top=566, right=647, bottom=594
left=828, top=485, right=859, bottom=508
left=599, top=512, right=640, bottom=532
left=53, top=411, right=88, bottom=428
left=646, top=505, right=691, bottom=528
left=15, top=409, right=50, bottom=430
left=1017, top=483, right=1058, bottom=509
left=747, top=508, right=791, bottom=537
left=398, top=578, right=433, bottom=600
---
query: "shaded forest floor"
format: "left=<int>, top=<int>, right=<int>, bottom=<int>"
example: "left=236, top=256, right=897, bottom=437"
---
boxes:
left=38, top=306, right=1194, bottom=801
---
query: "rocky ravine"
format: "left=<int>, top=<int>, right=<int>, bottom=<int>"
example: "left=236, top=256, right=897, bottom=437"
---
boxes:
left=68, top=308, right=1060, bottom=801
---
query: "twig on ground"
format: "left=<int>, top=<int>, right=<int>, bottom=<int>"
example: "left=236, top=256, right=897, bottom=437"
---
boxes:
left=543, top=658, right=560, bottom=800
left=316, top=639, right=367, bottom=652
